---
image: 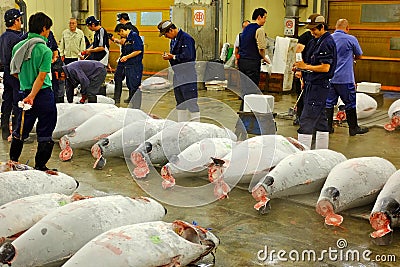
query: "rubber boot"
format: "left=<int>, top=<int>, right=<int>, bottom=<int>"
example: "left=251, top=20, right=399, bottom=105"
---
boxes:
left=1, top=112, right=10, bottom=140
left=297, top=133, right=312, bottom=150
left=88, top=95, right=97, bottom=103
left=189, top=112, right=200, bottom=122
left=325, top=108, right=334, bottom=134
left=127, top=90, right=142, bottom=109
left=56, top=97, right=64, bottom=103
left=9, top=137, right=24, bottom=162
left=177, top=110, right=190, bottom=122
left=346, top=108, right=369, bottom=136
left=34, top=141, right=55, bottom=171
left=315, top=131, right=329, bottom=149
left=113, top=81, right=122, bottom=104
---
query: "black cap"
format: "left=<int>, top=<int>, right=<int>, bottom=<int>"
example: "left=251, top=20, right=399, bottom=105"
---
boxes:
left=117, top=13, right=129, bottom=21
left=4, top=8, right=23, bottom=23
left=85, top=15, right=100, bottom=25
left=305, top=13, right=325, bottom=29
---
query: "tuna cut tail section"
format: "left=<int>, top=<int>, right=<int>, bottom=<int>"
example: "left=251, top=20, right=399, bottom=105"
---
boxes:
left=316, top=199, right=343, bottom=226
left=130, top=151, right=150, bottom=178
left=59, top=136, right=73, bottom=161
left=369, top=212, right=393, bottom=242
left=160, top=165, right=176, bottom=189
left=384, top=115, right=400, bottom=131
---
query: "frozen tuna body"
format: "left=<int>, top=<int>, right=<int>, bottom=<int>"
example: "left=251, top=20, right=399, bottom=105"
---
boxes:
left=0, top=170, right=78, bottom=206
left=53, top=103, right=117, bottom=139
left=384, top=99, right=400, bottom=131
left=161, top=137, right=236, bottom=189
left=369, top=169, right=400, bottom=244
left=91, top=118, right=176, bottom=169
left=62, top=220, right=219, bottom=267
left=0, top=195, right=166, bottom=267
left=0, top=193, right=84, bottom=242
left=207, top=135, right=307, bottom=199
left=59, top=108, right=150, bottom=161
left=131, top=121, right=237, bottom=179
left=316, top=157, right=396, bottom=226
left=252, top=149, right=347, bottom=214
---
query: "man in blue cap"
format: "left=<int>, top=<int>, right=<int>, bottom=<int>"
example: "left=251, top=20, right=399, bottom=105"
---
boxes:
left=82, top=16, right=109, bottom=66
left=0, top=8, right=24, bottom=140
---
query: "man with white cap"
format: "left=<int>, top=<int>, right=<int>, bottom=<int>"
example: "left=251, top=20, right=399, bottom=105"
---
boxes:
left=158, top=20, right=199, bottom=122
left=293, top=14, right=337, bottom=149
left=0, top=8, right=24, bottom=140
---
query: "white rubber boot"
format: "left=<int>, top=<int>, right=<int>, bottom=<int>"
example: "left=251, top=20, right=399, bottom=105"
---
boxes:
left=177, top=110, right=190, bottom=122
left=297, top=133, right=312, bottom=150
left=189, top=112, right=200, bottom=122
left=315, top=131, right=329, bottom=149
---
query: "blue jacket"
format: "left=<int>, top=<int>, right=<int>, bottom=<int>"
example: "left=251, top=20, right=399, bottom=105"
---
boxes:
left=238, top=23, right=261, bottom=60
left=121, top=30, right=143, bottom=67
left=62, top=60, right=105, bottom=92
left=0, top=29, right=24, bottom=70
left=169, top=29, right=196, bottom=87
left=303, top=32, right=337, bottom=82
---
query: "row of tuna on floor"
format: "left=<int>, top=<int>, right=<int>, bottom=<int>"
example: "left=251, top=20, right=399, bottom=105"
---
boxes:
left=29, top=102, right=400, bottom=243
left=0, top=169, right=218, bottom=266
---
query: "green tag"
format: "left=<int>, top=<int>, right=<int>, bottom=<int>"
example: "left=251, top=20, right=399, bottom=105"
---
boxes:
left=58, top=200, right=67, bottom=206
left=150, top=235, right=162, bottom=244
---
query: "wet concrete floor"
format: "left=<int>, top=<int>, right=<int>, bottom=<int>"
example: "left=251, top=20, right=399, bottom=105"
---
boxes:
left=1, top=86, right=400, bottom=267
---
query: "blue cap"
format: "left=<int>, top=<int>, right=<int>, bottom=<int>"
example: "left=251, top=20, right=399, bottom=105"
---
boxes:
left=85, top=16, right=99, bottom=25
left=4, top=8, right=23, bottom=23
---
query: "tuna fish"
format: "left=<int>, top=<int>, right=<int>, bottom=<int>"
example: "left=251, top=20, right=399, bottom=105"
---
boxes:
left=59, top=108, right=150, bottom=161
left=316, top=157, right=396, bottom=226
left=91, top=118, right=177, bottom=170
left=384, top=99, right=400, bottom=131
left=0, top=193, right=88, bottom=244
left=53, top=103, right=117, bottom=139
left=251, top=149, right=347, bottom=214
left=131, top=122, right=237, bottom=179
left=161, top=137, right=236, bottom=189
left=0, top=170, right=79, bottom=206
left=140, top=76, right=171, bottom=92
left=0, top=195, right=166, bottom=267
left=336, top=92, right=377, bottom=120
left=0, top=161, right=33, bottom=172
left=208, top=135, right=307, bottom=199
left=369, top=169, right=400, bottom=245
left=62, top=220, right=219, bottom=267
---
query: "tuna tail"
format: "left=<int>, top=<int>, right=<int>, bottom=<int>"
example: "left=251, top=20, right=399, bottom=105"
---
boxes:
left=59, top=136, right=73, bottom=161
left=251, top=182, right=271, bottom=214
left=130, top=150, right=150, bottom=178
left=0, top=242, right=16, bottom=265
left=211, top=157, right=225, bottom=166
left=160, top=165, right=176, bottom=189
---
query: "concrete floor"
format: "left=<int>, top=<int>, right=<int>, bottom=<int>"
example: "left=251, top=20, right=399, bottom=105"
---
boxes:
left=1, top=87, right=400, bottom=267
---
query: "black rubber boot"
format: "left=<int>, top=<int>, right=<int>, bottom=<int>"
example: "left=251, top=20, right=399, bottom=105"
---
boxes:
left=346, top=108, right=369, bottom=136
left=88, top=95, right=97, bottom=103
left=56, top=96, right=64, bottom=103
left=34, top=141, right=55, bottom=171
left=9, top=137, right=24, bottom=162
left=325, top=108, right=335, bottom=134
left=1, top=112, right=11, bottom=140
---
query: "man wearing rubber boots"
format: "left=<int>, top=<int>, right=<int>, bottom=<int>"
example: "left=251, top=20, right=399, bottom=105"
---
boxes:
left=326, top=19, right=368, bottom=136
left=293, top=14, right=337, bottom=149
left=9, top=12, right=57, bottom=171
left=0, top=8, right=24, bottom=140
left=158, top=20, right=200, bottom=122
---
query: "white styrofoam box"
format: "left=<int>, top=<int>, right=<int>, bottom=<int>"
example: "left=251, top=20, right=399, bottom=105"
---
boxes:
left=357, top=82, right=381, bottom=93
left=243, top=94, right=274, bottom=113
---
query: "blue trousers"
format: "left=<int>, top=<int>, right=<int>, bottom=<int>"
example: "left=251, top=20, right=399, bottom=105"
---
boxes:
left=1, top=70, right=22, bottom=128
left=125, top=64, right=143, bottom=109
left=13, top=88, right=57, bottom=142
left=174, top=83, right=199, bottom=112
left=326, top=83, right=356, bottom=110
left=298, top=80, right=330, bottom=134
left=113, top=63, right=125, bottom=100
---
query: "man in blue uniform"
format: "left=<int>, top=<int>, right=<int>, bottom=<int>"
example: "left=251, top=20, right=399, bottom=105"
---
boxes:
left=326, top=18, right=368, bottom=136
left=158, top=20, right=199, bottom=122
left=115, top=23, right=143, bottom=108
left=83, top=16, right=109, bottom=66
left=0, top=8, right=24, bottom=140
left=9, top=12, right=57, bottom=171
left=111, top=13, right=140, bottom=104
left=57, top=60, right=107, bottom=104
left=293, top=14, right=337, bottom=149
